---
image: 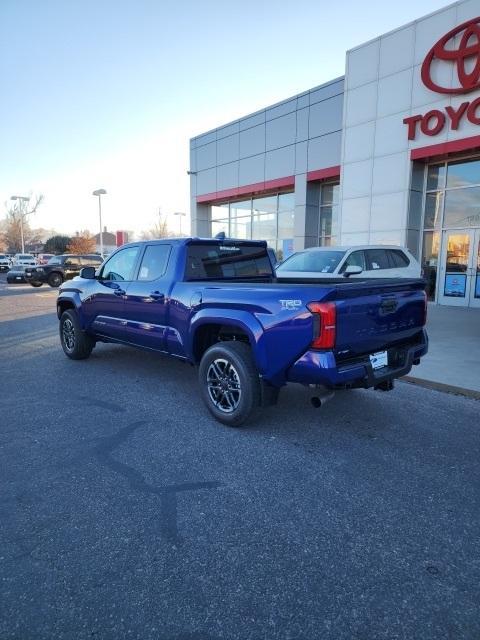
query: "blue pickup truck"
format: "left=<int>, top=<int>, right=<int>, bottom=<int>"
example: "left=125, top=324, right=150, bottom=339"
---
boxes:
left=57, top=238, right=428, bottom=426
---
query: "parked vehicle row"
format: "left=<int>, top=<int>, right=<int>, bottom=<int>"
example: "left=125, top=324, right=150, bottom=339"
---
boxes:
left=24, top=254, right=104, bottom=287
left=1, top=254, right=104, bottom=287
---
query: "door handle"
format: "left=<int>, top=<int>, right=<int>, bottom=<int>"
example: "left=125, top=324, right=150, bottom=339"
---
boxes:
left=150, top=291, right=165, bottom=301
left=113, top=288, right=125, bottom=296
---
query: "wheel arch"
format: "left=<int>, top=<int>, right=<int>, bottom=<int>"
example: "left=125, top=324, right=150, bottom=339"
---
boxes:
left=189, top=310, right=267, bottom=372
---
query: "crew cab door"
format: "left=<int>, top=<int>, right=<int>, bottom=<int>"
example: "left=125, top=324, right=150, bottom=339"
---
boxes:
left=83, top=245, right=140, bottom=341
left=122, top=243, right=172, bottom=351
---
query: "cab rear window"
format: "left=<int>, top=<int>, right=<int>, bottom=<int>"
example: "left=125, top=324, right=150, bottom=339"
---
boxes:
left=185, top=243, right=272, bottom=280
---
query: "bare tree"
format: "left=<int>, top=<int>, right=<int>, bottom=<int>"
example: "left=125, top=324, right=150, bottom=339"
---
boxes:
left=140, top=208, right=174, bottom=240
left=2, top=194, right=44, bottom=252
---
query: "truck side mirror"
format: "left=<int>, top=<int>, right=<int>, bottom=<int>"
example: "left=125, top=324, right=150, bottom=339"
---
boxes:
left=79, top=266, right=96, bottom=279
left=343, top=265, right=363, bottom=277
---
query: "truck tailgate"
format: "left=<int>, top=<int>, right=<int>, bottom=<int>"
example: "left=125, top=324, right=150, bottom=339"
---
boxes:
left=329, top=279, right=427, bottom=359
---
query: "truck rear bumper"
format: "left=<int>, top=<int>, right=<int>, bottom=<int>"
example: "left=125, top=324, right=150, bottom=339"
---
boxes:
left=286, top=330, right=428, bottom=389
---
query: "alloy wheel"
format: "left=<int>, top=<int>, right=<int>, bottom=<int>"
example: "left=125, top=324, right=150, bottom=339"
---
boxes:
left=206, top=358, right=242, bottom=413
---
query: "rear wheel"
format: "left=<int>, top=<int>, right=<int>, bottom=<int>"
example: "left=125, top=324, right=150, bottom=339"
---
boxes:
left=199, top=341, right=261, bottom=427
left=48, top=272, right=63, bottom=288
left=30, top=282, right=42, bottom=288
left=59, top=309, right=94, bottom=360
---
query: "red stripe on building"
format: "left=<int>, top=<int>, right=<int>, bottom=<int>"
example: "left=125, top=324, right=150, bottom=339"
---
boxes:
left=196, top=166, right=342, bottom=204
left=196, top=176, right=295, bottom=204
left=410, top=135, right=480, bottom=161
left=306, top=165, right=341, bottom=181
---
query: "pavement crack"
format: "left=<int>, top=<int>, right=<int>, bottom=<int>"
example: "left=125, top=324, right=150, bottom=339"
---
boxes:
left=95, top=420, right=222, bottom=543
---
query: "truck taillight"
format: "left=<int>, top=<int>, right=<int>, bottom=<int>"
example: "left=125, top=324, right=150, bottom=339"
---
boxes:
left=307, top=301, right=336, bottom=349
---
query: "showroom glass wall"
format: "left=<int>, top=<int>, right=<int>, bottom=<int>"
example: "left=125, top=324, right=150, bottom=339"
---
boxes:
left=210, top=182, right=339, bottom=261
left=422, top=157, right=480, bottom=301
left=211, top=193, right=295, bottom=261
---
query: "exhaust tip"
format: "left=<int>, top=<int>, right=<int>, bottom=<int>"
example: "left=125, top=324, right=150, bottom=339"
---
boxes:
left=311, top=396, right=322, bottom=408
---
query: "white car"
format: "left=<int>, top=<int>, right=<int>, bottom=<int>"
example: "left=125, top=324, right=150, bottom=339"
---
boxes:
left=276, top=245, right=421, bottom=279
left=13, top=253, right=37, bottom=267
left=0, top=253, right=11, bottom=272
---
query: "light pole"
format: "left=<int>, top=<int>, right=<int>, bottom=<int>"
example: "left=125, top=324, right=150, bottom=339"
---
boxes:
left=10, top=195, right=31, bottom=253
left=92, top=189, right=107, bottom=257
left=174, top=211, right=186, bottom=236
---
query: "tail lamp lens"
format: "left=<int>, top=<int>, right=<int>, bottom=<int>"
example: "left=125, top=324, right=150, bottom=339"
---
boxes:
left=422, top=290, right=428, bottom=326
left=307, top=301, right=336, bottom=349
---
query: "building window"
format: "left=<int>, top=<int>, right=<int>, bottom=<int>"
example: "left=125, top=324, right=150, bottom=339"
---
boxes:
left=318, top=182, right=339, bottom=246
left=210, top=192, right=295, bottom=261
left=211, top=204, right=229, bottom=238
left=421, top=157, right=480, bottom=300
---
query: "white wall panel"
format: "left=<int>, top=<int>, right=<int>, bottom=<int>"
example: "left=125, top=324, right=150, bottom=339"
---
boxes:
left=379, top=26, right=415, bottom=78
left=340, top=232, right=370, bottom=246
left=369, top=229, right=406, bottom=246
left=346, top=40, right=379, bottom=90
left=344, top=121, right=375, bottom=163
left=345, top=82, right=378, bottom=127
left=342, top=160, right=372, bottom=199
left=377, top=68, right=413, bottom=118
left=372, top=152, right=409, bottom=195
left=374, top=112, right=410, bottom=157
left=341, top=197, right=371, bottom=233
left=413, top=6, right=457, bottom=66
left=370, top=192, right=407, bottom=231
left=457, top=0, right=480, bottom=22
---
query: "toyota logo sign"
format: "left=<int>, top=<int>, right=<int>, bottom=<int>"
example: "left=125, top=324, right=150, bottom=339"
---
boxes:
left=421, top=17, right=480, bottom=94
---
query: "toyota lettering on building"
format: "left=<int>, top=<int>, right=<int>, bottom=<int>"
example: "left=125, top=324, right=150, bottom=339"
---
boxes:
left=404, top=16, right=480, bottom=139
left=190, top=1, right=480, bottom=309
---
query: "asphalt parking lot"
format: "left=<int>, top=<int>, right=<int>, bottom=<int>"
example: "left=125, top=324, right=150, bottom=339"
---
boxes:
left=1, top=273, right=480, bottom=640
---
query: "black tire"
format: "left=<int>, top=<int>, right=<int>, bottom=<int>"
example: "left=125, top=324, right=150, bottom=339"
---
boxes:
left=199, top=341, right=261, bottom=427
left=48, top=272, right=63, bottom=288
left=30, top=282, right=43, bottom=288
left=59, top=309, right=94, bottom=360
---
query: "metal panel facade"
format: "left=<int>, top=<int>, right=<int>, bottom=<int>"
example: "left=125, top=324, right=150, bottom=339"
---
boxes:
left=190, top=0, right=480, bottom=270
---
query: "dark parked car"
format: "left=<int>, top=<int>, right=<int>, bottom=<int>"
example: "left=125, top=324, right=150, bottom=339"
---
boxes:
left=6, top=265, right=27, bottom=284
left=25, top=254, right=104, bottom=288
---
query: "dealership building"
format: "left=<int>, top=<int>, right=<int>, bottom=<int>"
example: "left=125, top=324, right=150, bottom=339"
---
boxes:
left=189, top=0, right=480, bottom=307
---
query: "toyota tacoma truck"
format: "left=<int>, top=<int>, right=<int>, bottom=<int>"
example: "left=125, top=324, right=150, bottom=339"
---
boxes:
left=56, top=238, right=428, bottom=426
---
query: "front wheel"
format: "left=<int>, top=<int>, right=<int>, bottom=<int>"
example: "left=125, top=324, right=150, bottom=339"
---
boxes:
left=199, top=341, right=261, bottom=427
left=59, top=309, right=94, bottom=360
left=48, top=272, right=63, bottom=287
left=30, top=281, right=43, bottom=288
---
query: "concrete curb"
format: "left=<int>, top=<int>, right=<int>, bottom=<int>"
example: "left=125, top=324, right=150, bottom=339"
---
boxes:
left=401, top=376, right=480, bottom=401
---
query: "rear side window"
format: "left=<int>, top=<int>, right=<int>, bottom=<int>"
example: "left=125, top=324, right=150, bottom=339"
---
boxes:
left=80, top=256, right=103, bottom=266
left=138, top=244, right=171, bottom=281
left=185, top=243, right=272, bottom=280
left=387, top=249, right=410, bottom=268
left=339, top=250, right=366, bottom=272
left=366, top=249, right=390, bottom=270
left=64, top=257, right=81, bottom=267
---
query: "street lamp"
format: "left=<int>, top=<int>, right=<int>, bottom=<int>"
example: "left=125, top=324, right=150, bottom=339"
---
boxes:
left=92, top=189, right=107, bottom=257
left=174, top=211, right=187, bottom=236
left=10, top=195, right=31, bottom=253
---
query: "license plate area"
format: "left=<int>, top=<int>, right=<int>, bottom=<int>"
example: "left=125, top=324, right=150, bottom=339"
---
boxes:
left=369, top=350, right=388, bottom=370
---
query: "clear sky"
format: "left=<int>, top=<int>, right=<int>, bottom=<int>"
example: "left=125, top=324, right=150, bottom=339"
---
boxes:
left=0, top=0, right=451, bottom=238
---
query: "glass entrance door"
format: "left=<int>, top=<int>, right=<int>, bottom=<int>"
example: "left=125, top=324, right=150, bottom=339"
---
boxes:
left=438, top=230, right=480, bottom=307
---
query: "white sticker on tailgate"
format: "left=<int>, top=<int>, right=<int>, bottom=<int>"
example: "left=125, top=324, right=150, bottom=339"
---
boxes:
left=370, top=350, right=388, bottom=370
